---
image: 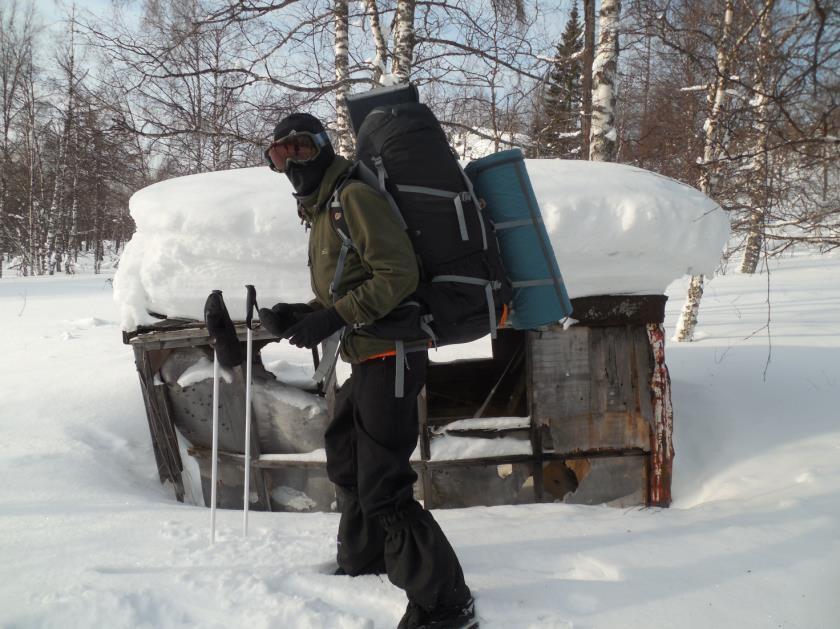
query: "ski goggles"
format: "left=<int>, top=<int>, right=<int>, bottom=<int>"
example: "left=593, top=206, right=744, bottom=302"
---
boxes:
left=264, top=130, right=329, bottom=172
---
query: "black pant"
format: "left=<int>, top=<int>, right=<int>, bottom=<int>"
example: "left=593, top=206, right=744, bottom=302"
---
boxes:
left=325, top=352, right=471, bottom=612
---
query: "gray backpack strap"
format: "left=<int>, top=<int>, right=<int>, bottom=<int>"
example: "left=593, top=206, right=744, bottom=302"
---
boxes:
left=458, top=163, right=488, bottom=251
left=329, top=186, right=357, bottom=300
left=432, top=274, right=502, bottom=339
left=361, top=158, right=407, bottom=230
left=395, top=185, right=472, bottom=241
left=394, top=340, right=406, bottom=398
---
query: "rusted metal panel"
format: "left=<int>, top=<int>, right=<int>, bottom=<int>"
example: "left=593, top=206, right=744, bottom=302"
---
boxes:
left=543, top=454, right=648, bottom=507
left=646, top=323, right=674, bottom=507
left=425, top=461, right=535, bottom=508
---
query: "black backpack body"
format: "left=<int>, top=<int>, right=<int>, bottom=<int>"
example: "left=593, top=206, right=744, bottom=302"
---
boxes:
left=331, top=102, right=512, bottom=347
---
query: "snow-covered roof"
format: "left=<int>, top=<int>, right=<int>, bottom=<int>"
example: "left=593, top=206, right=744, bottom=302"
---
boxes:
left=114, top=160, right=729, bottom=331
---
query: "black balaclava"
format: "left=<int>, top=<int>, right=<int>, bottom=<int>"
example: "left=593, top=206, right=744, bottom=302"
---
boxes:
left=272, top=113, right=336, bottom=197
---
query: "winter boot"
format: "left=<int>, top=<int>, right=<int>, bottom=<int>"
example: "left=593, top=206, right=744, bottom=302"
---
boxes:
left=204, top=290, right=244, bottom=368
left=397, top=598, right=478, bottom=629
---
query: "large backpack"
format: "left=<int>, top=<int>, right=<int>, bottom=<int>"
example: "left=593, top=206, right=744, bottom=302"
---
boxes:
left=329, top=102, right=512, bottom=347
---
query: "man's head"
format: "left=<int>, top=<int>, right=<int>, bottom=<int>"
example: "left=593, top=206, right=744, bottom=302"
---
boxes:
left=265, top=113, right=335, bottom=196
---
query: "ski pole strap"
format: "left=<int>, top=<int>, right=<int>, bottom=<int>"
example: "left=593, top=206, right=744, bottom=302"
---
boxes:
left=432, top=275, right=501, bottom=338
left=245, top=284, right=258, bottom=330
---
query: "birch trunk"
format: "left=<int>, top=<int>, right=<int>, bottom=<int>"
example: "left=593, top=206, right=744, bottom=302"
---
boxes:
left=365, top=0, right=389, bottom=85
left=581, top=0, right=595, bottom=160
left=740, top=0, right=774, bottom=274
left=392, top=0, right=416, bottom=83
left=675, top=0, right=735, bottom=342
left=25, top=60, right=40, bottom=276
left=589, top=0, right=620, bottom=162
left=334, top=0, right=352, bottom=157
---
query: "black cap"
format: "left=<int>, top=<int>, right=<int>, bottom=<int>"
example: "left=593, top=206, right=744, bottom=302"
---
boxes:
left=273, top=113, right=328, bottom=143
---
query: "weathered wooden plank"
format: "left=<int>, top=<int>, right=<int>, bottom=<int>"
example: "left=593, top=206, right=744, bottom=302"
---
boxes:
left=529, top=326, right=591, bottom=432
left=129, top=324, right=279, bottom=351
left=632, top=325, right=655, bottom=425
left=151, top=378, right=186, bottom=502
left=602, top=327, right=634, bottom=414
left=531, top=325, right=651, bottom=454
left=134, top=345, right=185, bottom=501
left=133, top=345, right=169, bottom=485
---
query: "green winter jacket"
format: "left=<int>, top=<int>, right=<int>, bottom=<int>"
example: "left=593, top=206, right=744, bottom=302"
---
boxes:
left=296, top=156, right=422, bottom=364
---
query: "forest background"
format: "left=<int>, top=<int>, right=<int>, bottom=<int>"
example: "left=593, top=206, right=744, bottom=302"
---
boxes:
left=0, top=0, right=836, bottom=340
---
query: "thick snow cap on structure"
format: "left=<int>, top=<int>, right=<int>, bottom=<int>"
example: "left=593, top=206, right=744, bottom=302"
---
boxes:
left=114, top=160, right=729, bottom=332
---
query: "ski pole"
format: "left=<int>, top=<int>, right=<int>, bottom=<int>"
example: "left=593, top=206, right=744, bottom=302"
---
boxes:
left=210, top=348, right=220, bottom=545
left=243, top=285, right=259, bottom=536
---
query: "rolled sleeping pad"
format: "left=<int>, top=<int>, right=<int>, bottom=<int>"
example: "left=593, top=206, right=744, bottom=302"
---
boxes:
left=465, top=149, right=573, bottom=330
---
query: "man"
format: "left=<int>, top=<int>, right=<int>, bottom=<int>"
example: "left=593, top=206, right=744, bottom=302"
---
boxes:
left=261, top=112, right=477, bottom=629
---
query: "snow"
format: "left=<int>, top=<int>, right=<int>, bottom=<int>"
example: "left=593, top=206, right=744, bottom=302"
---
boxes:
left=259, top=450, right=328, bottom=463
left=271, top=486, right=318, bottom=512
left=4, top=256, right=838, bottom=626
left=437, top=416, right=531, bottom=432
left=114, top=162, right=728, bottom=331
left=177, top=356, right=233, bottom=387
left=430, top=435, right=532, bottom=460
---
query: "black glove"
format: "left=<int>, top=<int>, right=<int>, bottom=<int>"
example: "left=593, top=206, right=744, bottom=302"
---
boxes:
left=258, top=302, right=313, bottom=337
left=204, top=290, right=244, bottom=368
left=282, top=307, right=346, bottom=349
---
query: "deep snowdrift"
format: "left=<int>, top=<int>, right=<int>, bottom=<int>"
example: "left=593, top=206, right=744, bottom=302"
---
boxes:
left=2, top=252, right=838, bottom=628
left=114, top=161, right=728, bottom=331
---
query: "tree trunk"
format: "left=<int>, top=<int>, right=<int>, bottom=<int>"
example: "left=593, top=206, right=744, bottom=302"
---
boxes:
left=334, top=0, right=352, bottom=157
left=392, top=0, right=416, bottom=83
left=740, top=0, right=774, bottom=275
left=365, top=0, right=389, bottom=85
left=674, top=274, right=705, bottom=343
left=589, top=0, right=620, bottom=162
left=676, top=0, right=735, bottom=342
left=581, top=0, right=595, bottom=159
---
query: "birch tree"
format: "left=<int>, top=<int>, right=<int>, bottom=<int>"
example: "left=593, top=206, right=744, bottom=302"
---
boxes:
left=674, top=0, right=735, bottom=343
left=581, top=0, right=595, bottom=159
left=334, top=0, right=352, bottom=155
left=739, top=0, right=774, bottom=274
left=589, top=0, right=620, bottom=162
left=392, top=0, right=416, bottom=83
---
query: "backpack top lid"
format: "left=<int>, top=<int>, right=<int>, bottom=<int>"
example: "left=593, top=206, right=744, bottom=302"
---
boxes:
left=345, top=83, right=419, bottom=135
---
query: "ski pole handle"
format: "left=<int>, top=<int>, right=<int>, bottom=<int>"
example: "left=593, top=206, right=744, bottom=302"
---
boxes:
left=245, top=285, right=258, bottom=330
